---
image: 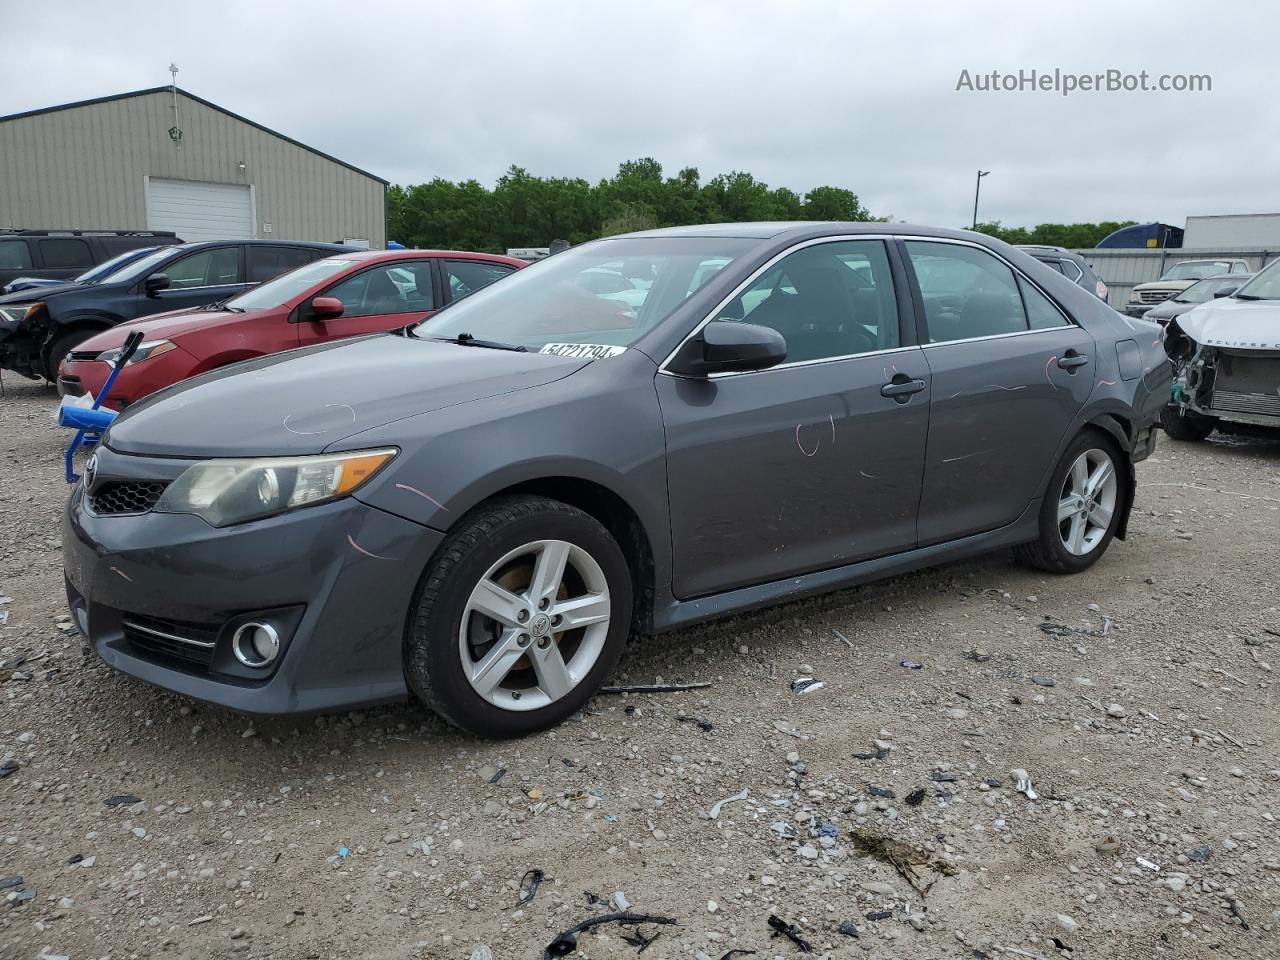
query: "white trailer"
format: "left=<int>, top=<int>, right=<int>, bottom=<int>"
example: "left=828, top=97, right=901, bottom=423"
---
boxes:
left=1182, top=214, right=1280, bottom=249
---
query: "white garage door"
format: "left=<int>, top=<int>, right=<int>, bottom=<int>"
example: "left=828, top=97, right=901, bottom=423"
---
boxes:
left=145, top=178, right=254, bottom=242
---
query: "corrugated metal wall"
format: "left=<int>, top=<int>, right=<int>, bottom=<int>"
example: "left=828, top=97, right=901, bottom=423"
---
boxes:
left=0, top=90, right=385, bottom=246
left=1072, top=247, right=1277, bottom=309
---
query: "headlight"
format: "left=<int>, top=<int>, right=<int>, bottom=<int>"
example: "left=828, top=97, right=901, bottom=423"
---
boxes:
left=97, top=339, right=177, bottom=366
left=153, top=448, right=397, bottom=527
left=0, top=303, right=38, bottom=325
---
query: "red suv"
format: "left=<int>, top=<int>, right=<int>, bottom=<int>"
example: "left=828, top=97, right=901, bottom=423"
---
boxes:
left=58, top=250, right=524, bottom=411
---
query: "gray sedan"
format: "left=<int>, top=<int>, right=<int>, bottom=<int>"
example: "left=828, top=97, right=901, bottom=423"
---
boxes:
left=64, top=223, right=1170, bottom=737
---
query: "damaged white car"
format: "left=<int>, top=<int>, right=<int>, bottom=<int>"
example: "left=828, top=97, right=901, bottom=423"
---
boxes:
left=1163, top=258, right=1280, bottom=441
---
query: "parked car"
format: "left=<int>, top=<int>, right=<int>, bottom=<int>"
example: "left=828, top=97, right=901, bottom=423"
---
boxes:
left=0, top=240, right=351, bottom=379
left=1124, top=258, right=1252, bottom=317
left=64, top=223, right=1170, bottom=736
left=0, top=229, right=181, bottom=291
left=1162, top=258, right=1280, bottom=441
left=1142, top=273, right=1253, bottom=326
left=3, top=246, right=160, bottom=294
left=58, top=250, right=525, bottom=411
left=1016, top=245, right=1109, bottom=301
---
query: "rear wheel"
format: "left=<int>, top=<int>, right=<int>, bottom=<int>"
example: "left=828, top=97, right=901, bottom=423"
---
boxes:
left=405, top=495, right=632, bottom=737
left=1160, top=406, right=1215, bottom=442
left=1016, top=431, right=1125, bottom=574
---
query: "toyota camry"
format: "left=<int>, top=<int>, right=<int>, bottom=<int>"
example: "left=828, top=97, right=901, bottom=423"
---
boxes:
left=63, top=222, right=1171, bottom=737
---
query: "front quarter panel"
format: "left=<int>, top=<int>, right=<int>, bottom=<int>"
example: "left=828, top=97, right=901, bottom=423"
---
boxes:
left=343, top=350, right=674, bottom=593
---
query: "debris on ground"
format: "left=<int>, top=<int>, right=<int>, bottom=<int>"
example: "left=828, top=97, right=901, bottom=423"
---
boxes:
left=766, top=914, right=812, bottom=952
left=104, top=794, right=142, bottom=806
left=516, top=868, right=545, bottom=906
left=853, top=747, right=889, bottom=760
left=678, top=714, right=714, bottom=732
left=599, top=682, right=711, bottom=694
left=790, top=676, right=824, bottom=694
left=899, top=660, right=925, bottom=669
left=849, top=828, right=959, bottom=896
left=707, top=788, right=749, bottom=819
left=541, top=912, right=678, bottom=959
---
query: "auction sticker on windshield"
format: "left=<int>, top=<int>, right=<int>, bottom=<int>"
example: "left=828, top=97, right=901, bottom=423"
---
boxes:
left=539, top=343, right=627, bottom=359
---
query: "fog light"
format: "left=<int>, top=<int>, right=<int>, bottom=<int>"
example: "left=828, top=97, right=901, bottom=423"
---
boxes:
left=231, top=621, right=280, bottom=667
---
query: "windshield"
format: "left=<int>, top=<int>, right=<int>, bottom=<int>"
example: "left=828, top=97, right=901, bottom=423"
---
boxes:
left=1174, top=276, right=1241, bottom=304
left=74, top=247, right=155, bottom=284
left=413, top=237, right=756, bottom=351
left=225, top=258, right=355, bottom=310
left=99, top=246, right=179, bottom=284
left=1234, top=258, right=1280, bottom=300
left=1160, top=261, right=1233, bottom=282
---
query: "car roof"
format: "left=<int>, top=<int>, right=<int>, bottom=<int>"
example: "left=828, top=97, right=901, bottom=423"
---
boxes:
left=610, top=221, right=988, bottom=244
left=159, top=239, right=353, bottom=253
left=326, top=249, right=526, bottom=266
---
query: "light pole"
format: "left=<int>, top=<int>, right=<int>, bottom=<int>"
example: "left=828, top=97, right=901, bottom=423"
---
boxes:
left=972, top=170, right=990, bottom=229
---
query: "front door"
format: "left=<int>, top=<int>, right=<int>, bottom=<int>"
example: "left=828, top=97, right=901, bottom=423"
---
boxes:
left=900, top=239, right=1096, bottom=545
left=297, top=260, right=437, bottom=344
left=658, top=238, right=931, bottom=598
left=140, top=245, right=247, bottom=316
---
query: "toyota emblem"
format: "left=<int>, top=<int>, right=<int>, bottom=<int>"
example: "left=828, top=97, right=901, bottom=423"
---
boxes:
left=84, top=452, right=98, bottom=488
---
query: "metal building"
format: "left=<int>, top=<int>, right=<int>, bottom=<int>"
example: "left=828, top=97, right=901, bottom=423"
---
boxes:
left=0, top=87, right=386, bottom=247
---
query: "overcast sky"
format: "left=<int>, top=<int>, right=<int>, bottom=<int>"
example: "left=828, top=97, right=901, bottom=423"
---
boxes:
left=5, top=0, right=1276, bottom=229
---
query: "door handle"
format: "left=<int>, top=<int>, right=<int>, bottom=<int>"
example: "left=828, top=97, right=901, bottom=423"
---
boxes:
left=1057, top=352, right=1089, bottom=370
left=881, top=377, right=927, bottom=401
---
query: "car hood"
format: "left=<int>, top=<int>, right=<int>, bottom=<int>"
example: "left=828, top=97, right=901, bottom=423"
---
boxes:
left=1132, top=280, right=1194, bottom=293
left=1144, top=299, right=1196, bottom=320
left=1174, top=297, right=1280, bottom=351
left=105, top=334, right=590, bottom=457
left=77, top=307, right=247, bottom=352
left=0, top=281, right=83, bottom=304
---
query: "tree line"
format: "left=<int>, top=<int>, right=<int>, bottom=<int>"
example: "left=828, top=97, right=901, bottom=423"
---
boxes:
left=385, top=157, right=1133, bottom=253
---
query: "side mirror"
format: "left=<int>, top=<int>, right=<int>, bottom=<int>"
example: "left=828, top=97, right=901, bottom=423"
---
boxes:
left=1213, top=285, right=1239, bottom=298
left=309, top=296, right=345, bottom=320
left=143, top=274, right=170, bottom=296
left=668, top=320, right=787, bottom=376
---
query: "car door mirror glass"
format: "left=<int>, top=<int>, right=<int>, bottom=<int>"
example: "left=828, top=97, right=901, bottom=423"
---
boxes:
left=670, top=320, right=787, bottom=376
left=143, top=273, right=171, bottom=296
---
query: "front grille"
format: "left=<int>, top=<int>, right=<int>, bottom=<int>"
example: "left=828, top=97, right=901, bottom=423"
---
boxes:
left=121, top=614, right=219, bottom=670
left=1210, top=390, right=1280, bottom=418
left=1138, top=289, right=1175, bottom=303
left=68, top=350, right=101, bottom=361
left=89, top=481, right=168, bottom=516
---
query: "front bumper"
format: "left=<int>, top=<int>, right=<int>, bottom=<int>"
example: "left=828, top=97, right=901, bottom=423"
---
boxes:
left=63, top=446, right=444, bottom=714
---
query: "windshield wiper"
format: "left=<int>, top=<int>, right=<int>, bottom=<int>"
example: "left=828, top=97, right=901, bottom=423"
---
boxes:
left=1233, top=293, right=1265, bottom=300
left=427, top=332, right=527, bottom=352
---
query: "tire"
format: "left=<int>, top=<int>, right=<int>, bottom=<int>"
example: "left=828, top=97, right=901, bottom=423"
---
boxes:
left=1015, top=430, right=1126, bottom=574
left=405, top=495, right=632, bottom=737
left=42, top=329, right=93, bottom=382
left=1160, top=406, right=1215, bottom=442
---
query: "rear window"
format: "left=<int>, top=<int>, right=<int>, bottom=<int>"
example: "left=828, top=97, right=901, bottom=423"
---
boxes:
left=39, top=238, right=93, bottom=268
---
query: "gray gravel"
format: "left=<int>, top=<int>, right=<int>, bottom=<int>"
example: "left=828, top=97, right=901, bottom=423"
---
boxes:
left=2, top=375, right=1279, bottom=959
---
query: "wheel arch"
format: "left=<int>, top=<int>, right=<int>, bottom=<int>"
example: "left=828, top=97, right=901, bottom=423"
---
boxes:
left=1082, top=413, right=1136, bottom=541
left=41, top=315, right=118, bottom=375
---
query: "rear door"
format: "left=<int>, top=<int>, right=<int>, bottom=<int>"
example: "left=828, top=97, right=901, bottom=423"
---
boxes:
left=140, top=245, right=248, bottom=317
left=35, top=237, right=95, bottom=283
left=443, top=258, right=519, bottom=304
left=900, top=238, right=1095, bottom=545
left=658, top=237, right=931, bottom=598
left=296, top=259, right=437, bottom=345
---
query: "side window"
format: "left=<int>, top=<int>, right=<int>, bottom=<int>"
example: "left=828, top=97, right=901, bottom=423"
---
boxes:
left=0, top=240, right=33, bottom=270
left=718, top=240, right=899, bottom=363
left=905, top=241, right=1028, bottom=343
left=247, top=246, right=316, bottom=283
left=161, top=247, right=242, bottom=288
left=1060, top=260, right=1084, bottom=282
left=1232, top=262, right=1248, bottom=274
left=446, top=260, right=516, bottom=302
left=1018, top=275, right=1069, bottom=329
left=325, top=262, right=434, bottom=318
left=1040, top=258, right=1068, bottom=275
left=39, top=238, right=93, bottom=269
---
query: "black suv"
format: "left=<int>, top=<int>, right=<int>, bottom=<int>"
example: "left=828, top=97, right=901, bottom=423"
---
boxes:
left=0, top=230, right=182, bottom=291
left=0, top=239, right=353, bottom=379
left=1016, top=245, right=1109, bottom=302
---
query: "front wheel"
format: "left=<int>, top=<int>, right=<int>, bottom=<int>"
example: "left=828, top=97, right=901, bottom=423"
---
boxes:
left=1016, top=432, right=1125, bottom=574
left=405, top=495, right=632, bottom=737
left=1160, top=406, right=1215, bottom=442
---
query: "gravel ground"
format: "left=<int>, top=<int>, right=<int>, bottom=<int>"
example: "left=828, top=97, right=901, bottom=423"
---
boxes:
left=2, top=375, right=1279, bottom=960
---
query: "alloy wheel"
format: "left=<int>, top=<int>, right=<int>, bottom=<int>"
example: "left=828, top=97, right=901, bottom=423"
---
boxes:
left=1057, top=448, right=1118, bottom=556
left=458, top=539, right=611, bottom=711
